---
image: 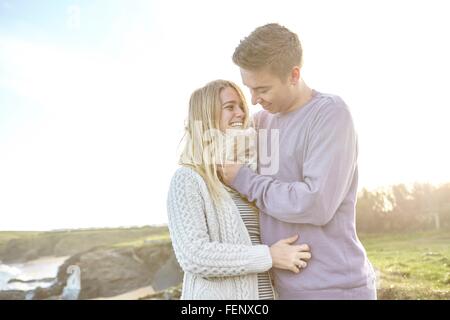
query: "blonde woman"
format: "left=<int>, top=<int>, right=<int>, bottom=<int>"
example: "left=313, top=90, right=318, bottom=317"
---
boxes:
left=167, top=80, right=311, bottom=300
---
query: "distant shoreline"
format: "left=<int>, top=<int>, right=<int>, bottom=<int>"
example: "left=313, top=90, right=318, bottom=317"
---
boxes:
left=0, top=224, right=169, bottom=233
left=0, top=255, right=68, bottom=292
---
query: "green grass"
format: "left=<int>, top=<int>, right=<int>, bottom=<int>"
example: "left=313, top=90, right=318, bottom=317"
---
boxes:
left=112, top=232, right=171, bottom=248
left=0, top=226, right=168, bottom=245
left=360, top=230, right=450, bottom=299
left=0, top=226, right=170, bottom=261
left=0, top=231, right=42, bottom=247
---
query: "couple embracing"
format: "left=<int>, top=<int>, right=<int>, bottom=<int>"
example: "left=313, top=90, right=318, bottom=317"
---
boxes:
left=167, top=23, right=376, bottom=300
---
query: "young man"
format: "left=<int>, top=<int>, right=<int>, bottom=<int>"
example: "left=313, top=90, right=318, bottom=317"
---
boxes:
left=220, top=23, right=377, bottom=299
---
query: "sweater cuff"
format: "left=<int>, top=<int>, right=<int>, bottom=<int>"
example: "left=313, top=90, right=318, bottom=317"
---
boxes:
left=246, top=244, right=273, bottom=273
left=231, top=165, right=254, bottom=198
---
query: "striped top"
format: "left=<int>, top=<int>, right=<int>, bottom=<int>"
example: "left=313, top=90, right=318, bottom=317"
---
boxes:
left=229, top=190, right=275, bottom=300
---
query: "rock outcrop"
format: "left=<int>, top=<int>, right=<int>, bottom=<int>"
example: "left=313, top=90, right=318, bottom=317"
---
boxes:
left=0, top=290, right=29, bottom=300
left=30, top=239, right=183, bottom=300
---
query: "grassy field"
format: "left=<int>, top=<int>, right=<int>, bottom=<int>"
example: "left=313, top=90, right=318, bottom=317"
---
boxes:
left=360, top=230, right=450, bottom=300
left=1, top=228, right=448, bottom=300
left=0, top=231, right=42, bottom=247
left=112, top=232, right=171, bottom=248
left=0, top=226, right=170, bottom=263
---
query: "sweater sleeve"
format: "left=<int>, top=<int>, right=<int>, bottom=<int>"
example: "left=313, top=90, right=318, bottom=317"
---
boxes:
left=167, top=168, right=273, bottom=278
left=231, top=104, right=357, bottom=226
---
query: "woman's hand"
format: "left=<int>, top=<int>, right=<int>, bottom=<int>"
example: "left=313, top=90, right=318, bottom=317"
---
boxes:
left=269, top=235, right=311, bottom=273
left=217, top=164, right=242, bottom=186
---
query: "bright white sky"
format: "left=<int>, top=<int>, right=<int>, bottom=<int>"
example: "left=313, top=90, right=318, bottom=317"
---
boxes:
left=1, top=0, right=449, bottom=231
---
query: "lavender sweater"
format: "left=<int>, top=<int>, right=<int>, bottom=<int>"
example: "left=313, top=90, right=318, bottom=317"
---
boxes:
left=231, top=90, right=377, bottom=300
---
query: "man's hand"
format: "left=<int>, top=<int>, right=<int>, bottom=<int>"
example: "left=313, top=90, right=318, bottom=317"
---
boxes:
left=217, top=164, right=242, bottom=186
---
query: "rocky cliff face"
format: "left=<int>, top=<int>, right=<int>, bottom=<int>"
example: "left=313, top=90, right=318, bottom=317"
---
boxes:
left=0, top=290, right=28, bottom=300
left=31, top=240, right=183, bottom=300
left=0, top=228, right=184, bottom=300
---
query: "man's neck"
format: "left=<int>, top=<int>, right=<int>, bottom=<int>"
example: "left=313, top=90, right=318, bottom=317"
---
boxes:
left=282, top=80, right=313, bottom=114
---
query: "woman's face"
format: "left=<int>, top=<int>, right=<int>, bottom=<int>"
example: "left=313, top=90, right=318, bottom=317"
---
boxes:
left=219, top=87, right=246, bottom=132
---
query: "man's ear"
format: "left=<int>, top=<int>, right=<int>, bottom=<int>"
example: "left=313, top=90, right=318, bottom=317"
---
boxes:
left=290, top=66, right=301, bottom=85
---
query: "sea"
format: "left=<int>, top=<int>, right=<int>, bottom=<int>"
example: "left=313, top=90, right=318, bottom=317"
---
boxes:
left=0, top=256, right=68, bottom=292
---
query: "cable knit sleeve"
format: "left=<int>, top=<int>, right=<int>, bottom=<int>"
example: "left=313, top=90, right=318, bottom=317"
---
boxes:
left=167, top=167, right=272, bottom=278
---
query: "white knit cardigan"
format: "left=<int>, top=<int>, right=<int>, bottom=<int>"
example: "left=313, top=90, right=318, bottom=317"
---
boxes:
left=167, top=166, right=273, bottom=300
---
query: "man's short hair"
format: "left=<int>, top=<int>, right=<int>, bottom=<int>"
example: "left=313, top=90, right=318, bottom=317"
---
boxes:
left=232, top=23, right=303, bottom=80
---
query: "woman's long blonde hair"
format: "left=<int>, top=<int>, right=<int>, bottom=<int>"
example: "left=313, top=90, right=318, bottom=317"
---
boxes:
left=179, top=80, right=250, bottom=203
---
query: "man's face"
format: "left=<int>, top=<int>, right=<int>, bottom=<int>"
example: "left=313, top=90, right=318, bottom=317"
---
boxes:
left=240, top=68, right=293, bottom=114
